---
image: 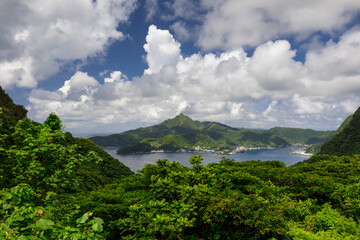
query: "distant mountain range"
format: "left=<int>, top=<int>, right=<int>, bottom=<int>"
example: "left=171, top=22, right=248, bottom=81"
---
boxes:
left=89, top=113, right=335, bottom=154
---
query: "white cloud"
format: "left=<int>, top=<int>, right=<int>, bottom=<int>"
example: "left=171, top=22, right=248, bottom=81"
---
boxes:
left=170, top=21, right=192, bottom=42
left=306, top=27, right=360, bottom=79
left=0, top=0, right=137, bottom=89
left=143, top=25, right=182, bottom=74
left=28, top=25, right=360, bottom=134
left=59, top=71, right=99, bottom=96
left=144, top=0, right=158, bottom=21
left=104, top=71, right=126, bottom=83
left=197, top=0, right=360, bottom=50
left=249, top=40, right=304, bottom=93
left=292, top=95, right=324, bottom=115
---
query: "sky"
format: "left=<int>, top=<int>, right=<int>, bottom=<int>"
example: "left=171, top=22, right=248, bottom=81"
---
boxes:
left=1, top=0, right=360, bottom=136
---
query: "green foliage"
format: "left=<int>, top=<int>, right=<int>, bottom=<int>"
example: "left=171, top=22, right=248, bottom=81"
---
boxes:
left=43, top=113, right=63, bottom=131
left=0, top=112, right=110, bottom=239
left=288, top=204, right=360, bottom=239
left=0, top=183, right=105, bottom=239
left=189, top=155, right=203, bottom=170
left=67, top=136, right=133, bottom=186
left=3, top=87, right=360, bottom=239
left=71, top=154, right=360, bottom=239
left=2, top=117, right=104, bottom=193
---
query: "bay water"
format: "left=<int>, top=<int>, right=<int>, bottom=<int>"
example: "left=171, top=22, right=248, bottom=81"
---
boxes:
left=104, top=146, right=309, bottom=172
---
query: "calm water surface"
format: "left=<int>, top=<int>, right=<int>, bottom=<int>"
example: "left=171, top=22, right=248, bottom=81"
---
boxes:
left=104, top=147, right=309, bottom=172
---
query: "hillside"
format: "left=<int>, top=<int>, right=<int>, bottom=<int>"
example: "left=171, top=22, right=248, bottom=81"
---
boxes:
left=90, top=114, right=335, bottom=154
left=0, top=86, right=27, bottom=121
left=319, top=107, right=360, bottom=156
left=0, top=86, right=28, bottom=137
left=263, top=127, right=335, bottom=145
left=303, top=115, right=351, bottom=154
left=336, top=114, right=353, bottom=133
left=0, top=88, right=133, bottom=190
left=90, top=113, right=235, bottom=147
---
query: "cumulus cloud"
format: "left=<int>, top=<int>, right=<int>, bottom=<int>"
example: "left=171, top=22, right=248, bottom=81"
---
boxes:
left=143, top=25, right=182, bottom=74
left=0, top=0, right=137, bottom=89
left=59, top=71, right=99, bottom=97
left=197, top=0, right=360, bottom=50
left=306, top=27, right=360, bottom=79
left=28, top=25, right=360, bottom=134
left=249, top=40, right=304, bottom=93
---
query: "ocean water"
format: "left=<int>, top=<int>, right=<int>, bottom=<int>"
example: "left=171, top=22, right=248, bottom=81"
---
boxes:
left=103, top=146, right=309, bottom=172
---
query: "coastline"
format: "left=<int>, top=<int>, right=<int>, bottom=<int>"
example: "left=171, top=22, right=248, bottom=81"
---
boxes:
left=291, top=148, right=313, bottom=156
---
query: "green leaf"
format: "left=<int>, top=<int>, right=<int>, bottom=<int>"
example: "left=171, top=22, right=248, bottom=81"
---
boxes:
left=92, top=223, right=103, bottom=232
left=70, top=232, right=82, bottom=240
left=76, top=212, right=89, bottom=224
left=93, top=217, right=104, bottom=225
left=36, top=218, right=54, bottom=230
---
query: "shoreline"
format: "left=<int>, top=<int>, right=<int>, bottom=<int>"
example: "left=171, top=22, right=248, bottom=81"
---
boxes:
left=291, top=148, right=313, bottom=156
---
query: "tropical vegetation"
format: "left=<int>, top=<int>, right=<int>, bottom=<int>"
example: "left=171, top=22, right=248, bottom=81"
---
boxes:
left=2, top=86, right=360, bottom=239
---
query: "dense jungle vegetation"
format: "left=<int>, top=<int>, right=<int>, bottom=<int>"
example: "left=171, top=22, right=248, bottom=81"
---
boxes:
left=1, top=86, right=360, bottom=239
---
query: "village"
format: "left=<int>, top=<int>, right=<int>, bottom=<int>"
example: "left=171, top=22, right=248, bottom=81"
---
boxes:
left=150, top=145, right=277, bottom=155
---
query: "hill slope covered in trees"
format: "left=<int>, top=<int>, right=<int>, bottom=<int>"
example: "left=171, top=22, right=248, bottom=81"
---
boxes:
left=90, top=113, right=334, bottom=154
left=319, top=107, right=360, bottom=156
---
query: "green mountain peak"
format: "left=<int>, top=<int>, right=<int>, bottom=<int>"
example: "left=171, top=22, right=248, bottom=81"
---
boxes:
left=162, top=113, right=201, bottom=129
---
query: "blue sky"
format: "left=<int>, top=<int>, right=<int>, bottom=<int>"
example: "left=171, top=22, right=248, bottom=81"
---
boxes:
left=1, top=0, right=360, bottom=135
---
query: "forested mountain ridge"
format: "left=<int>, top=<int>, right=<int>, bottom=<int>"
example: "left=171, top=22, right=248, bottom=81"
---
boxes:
left=92, top=113, right=292, bottom=154
left=89, top=113, right=236, bottom=147
left=319, top=106, right=360, bottom=156
left=262, top=127, right=335, bottom=145
left=90, top=113, right=335, bottom=154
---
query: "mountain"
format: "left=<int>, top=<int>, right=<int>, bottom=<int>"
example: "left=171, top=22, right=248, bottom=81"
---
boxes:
left=336, top=114, right=353, bottom=133
left=319, top=107, right=360, bottom=156
left=90, top=113, right=239, bottom=148
left=91, top=114, right=334, bottom=154
left=262, top=127, right=335, bottom=145
left=91, top=113, right=292, bottom=154
left=90, top=113, right=235, bottom=147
